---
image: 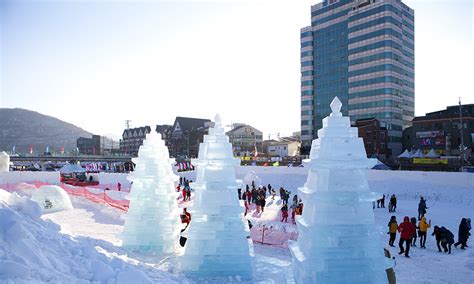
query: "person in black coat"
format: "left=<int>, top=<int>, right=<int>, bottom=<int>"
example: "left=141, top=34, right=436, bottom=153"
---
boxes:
left=432, top=226, right=443, bottom=252
left=440, top=226, right=454, bottom=254
left=454, top=218, right=471, bottom=249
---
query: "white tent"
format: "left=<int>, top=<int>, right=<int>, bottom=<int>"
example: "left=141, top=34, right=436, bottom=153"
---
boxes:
left=398, top=149, right=411, bottom=159
left=425, top=148, right=440, bottom=158
left=31, top=185, right=73, bottom=214
left=59, top=164, right=85, bottom=174
left=410, top=149, right=424, bottom=158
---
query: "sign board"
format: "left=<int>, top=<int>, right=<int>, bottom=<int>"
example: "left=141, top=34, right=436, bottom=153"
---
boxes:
left=416, top=131, right=444, bottom=138
left=413, top=158, right=448, bottom=164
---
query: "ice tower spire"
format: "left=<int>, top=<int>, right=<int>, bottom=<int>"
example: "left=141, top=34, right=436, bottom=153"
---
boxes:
left=289, top=97, right=391, bottom=283
left=121, top=132, right=180, bottom=254
left=179, top=115, right=254, bottom=281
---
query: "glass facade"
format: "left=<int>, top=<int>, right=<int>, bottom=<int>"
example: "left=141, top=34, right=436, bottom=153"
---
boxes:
left=301, top=0, right=414, bottom=156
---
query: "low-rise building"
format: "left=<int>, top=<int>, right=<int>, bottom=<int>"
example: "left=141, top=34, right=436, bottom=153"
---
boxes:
left=266, top=137, right=301, bottom=157
left=226, top=124, right=263, bottom=156
left=402, top=104, right=473, bottom=156
left=355, top=118, right=390, bottom=159
left=119, top=126, right=151, bottom=157
left=77, top=135, right=101, bottom=155
left=168, top=117, right=212, bottom=158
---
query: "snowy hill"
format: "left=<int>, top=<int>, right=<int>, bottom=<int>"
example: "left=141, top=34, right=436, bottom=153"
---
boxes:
left=0, top=108, right=92, bottom=153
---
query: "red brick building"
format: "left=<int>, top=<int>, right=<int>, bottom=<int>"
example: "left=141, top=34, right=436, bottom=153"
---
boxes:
left=355, top=118, right=390, bottom=159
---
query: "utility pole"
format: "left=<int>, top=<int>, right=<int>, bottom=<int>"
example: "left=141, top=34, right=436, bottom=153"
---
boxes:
left=459, top=97, right=465, bottom=172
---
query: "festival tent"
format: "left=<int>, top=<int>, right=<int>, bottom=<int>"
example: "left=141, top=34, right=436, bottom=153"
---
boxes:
left=425, top=149, right=440, bottom=158
left=398, top=149, right=411, bottom=159
left=59, top=164, right=85, bottom=174
left=371, top=159, right=391, bottom=170
left=410, top=149, right=424, bottom=158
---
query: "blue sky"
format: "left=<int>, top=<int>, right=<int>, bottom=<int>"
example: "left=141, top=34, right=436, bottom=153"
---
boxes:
left=0, top=0, right=473, bottom=140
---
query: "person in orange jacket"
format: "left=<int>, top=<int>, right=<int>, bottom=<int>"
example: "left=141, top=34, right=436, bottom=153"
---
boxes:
left=398, top=216, right=416, bottom=257
left=418, top=216, right=431, bottom=248
left=388, top=216, right=398, bottom=247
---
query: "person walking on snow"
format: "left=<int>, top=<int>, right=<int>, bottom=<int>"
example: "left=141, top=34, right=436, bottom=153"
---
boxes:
left=454, top=218, right=471, bottom=249
left=244, top=199, right=249, bottom=216
left=388, top=216, right=398, bottom=247
left=418, top=197, right=428, bottom=220
left=432, top=226, right=443, bottom=252
left=398, top=216, right=416, bottom=258
left=246, top=189, right=252, bottom=204
left=410, top=217, right=418, bottom=247
left=186, top=187, right=191, bottom=201
left=418, top=216, right=431, bottom=248
left=281, top=204, right=289, bottom=222
left=381, top=194, right=385, bottom=208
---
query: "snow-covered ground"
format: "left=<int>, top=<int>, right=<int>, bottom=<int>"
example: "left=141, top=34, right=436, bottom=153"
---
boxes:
left=1, top=169, right=473, bottom=283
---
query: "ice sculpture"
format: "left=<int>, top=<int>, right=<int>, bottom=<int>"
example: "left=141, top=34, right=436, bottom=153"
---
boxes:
left=121, top=132, right=180, bottom=253
left=179, top=114, right=254, bottom=281
left=31, top=185, right=73, bottom=214
left=289, top=97, right=391, bottom=283
left=0, top=151, right=10, bottom=172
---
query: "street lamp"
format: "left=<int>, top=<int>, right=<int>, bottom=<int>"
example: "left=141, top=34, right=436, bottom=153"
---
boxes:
left=459, top=97, right=465, bottom=172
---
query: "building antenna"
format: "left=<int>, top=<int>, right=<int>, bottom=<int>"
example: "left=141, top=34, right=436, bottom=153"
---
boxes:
left=125, top=120, right=132, bottom=130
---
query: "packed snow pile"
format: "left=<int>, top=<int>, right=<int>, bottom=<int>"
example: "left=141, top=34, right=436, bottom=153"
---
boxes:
left=0, top=188, right=177, bottom=283
left=0, top=152, right=10, bottom=172
left=31, top=185, right=73, bottom=214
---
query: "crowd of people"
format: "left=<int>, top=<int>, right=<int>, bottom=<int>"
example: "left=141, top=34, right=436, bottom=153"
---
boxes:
left=176, top=176, right=471, bottom=261
left=387, top=197, right=471, bottom=258
left=238, top=181, right=304, bottom=223
left=177, top=177, right=192, bottom=201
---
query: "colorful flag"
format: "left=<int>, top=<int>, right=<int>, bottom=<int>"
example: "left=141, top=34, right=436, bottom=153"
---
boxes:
left=60, top=146, right=65, bottom=154
left=254, top=145, right=258, bottom=157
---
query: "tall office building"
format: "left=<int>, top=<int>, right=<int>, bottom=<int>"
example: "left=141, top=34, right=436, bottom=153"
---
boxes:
left=300, top=0, right=414, bottom=156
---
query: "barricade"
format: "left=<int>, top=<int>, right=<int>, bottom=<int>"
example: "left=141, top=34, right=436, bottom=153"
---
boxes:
left=1, top=182, right=129, bottom=211
left=249, top=221, right=298, bottom=248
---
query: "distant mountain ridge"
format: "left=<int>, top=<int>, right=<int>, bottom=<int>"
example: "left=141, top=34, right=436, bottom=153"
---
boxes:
left=0, top=108, right=93, bottom=153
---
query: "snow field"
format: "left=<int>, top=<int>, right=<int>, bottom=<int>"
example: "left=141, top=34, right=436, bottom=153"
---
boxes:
left=0, top=168, right=472, bottom=283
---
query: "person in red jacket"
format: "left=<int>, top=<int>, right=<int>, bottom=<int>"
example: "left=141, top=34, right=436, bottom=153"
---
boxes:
left=398, top=216, right=416, bottom=258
